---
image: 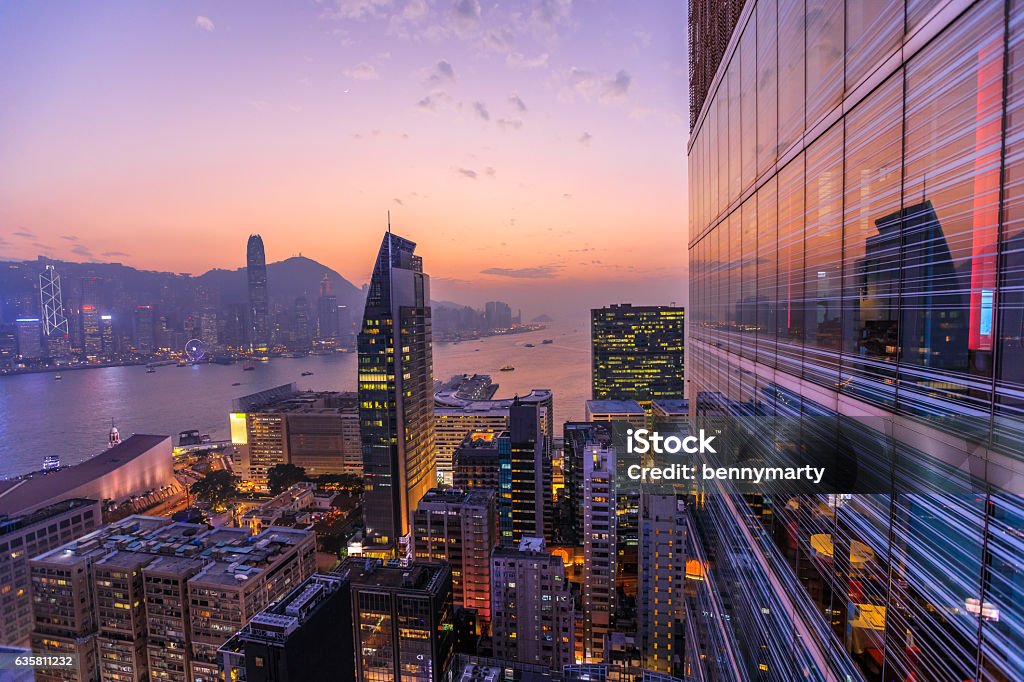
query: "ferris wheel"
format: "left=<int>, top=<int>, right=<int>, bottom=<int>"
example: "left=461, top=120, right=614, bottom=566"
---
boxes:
left=185, top=338, right=206, bottom=363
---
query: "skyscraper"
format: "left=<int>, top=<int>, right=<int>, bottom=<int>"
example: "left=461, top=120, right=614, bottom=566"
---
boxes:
left=591, top=304, right=685, bottom=411
left=358, top=231, right=435, bottom=557
left=582, top=433, right=616, bottom=663
left=39, top=264, right=69, bottom=358
left=80, top=276, right=103, bottom=359
left=687, top=0, right=1024, bottom=679
left=293, top=296, right=311, bottom=350
left=317, top=273, right=339, bottom=343
left=497, top=400, right=552, bottom=546
left=247, top=234, right=270, bottom=352
left=637, top=486, right=686, bottom=676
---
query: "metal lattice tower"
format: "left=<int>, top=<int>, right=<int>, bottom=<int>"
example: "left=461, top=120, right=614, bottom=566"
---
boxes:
left=39, top=264, right=69, bottom=336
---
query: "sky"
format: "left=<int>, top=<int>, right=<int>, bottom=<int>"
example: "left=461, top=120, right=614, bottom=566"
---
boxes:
left=0, top=0, right=689, bottom=320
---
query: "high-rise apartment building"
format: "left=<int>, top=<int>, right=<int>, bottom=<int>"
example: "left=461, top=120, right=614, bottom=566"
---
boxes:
left=29, top=516, right=315, bottom=682
left=497, top=400, right=552, bottom=546
left=413, top=488, right=499, bottom=629
left=14, top=318, right=42, bottom=360
left=637, top=486, right=687, bottom=677
left=687, top=0, right=1024, bottom=679
left=358, top=231, right=435, bottom=557
left=490, top=537, right=575, bottom=671
left=345, top=558, right=454, bottom=682
left=591, top=305, right=685, bottom=412
left=582, top=435, right=616, bottom=663
left=452, top=432, right=502, bottom=492
left=585, top=400, right=647, bottom=429
left=0, top=499, right=100, bottom=648
left=246, top=234, right=270, bottom=353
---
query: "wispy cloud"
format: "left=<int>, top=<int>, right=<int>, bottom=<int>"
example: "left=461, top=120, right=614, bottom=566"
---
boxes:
left=563, top=67, right=632, bottom=103
left=578, top=131, right=592, bottom=146
left=602, top=70, right=631, bottom=102
left=345, top=62, right=379, bottom=80
left=322, top=0, right=393, bottom=20
left=497, top=118, right=523, bottom=131
left=14, top=230, right=35, bottom=239
left=102, top=251, right=130, bottom=258
left=453, top=0, right=481, bottom=33
left=508, top=94, right=528, bottom=113
left=61, top=235, right=79, bottom=241
left=195, top=15, right=215, bottom=32
left=456, top=167, right=478, bottom=179
left=426, top=59, right=456, bottom=85
left=473, top=101, right=490, bottom=121
left=71, top=245, right=94, bottom=259
left=481, top=265, right=560, bottom=279
left=506, top=52, right=549, bottom=69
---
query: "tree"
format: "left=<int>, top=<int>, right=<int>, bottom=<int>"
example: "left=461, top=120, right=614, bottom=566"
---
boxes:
left=267, top=463, right=307, bottom=495
left=190, top=470, right=239, bottom=511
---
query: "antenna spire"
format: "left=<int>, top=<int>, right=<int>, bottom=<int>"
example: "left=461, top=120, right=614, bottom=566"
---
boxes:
left=387, top=210, right=391, bottom=234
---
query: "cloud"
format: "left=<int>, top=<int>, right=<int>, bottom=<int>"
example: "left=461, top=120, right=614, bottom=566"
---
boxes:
left=506, top=52, right=549, bottom=69
left=473, top=101, right=490, bottom=121
left=453, top=0, right=481, bottom=32
left=14, top=231, right=35, bottom=239
left=323, top=0, right=393, bottom=20
left=497, top=118, right=523, bottom=131
left=71, top=245, right=94, bottom=259
left=484, top=166, right=496, bottom=177
left=102, top=251, right=130, bottom=258
left=251, top=100, right=270, bottom=111
left=508, top=94, right=528, bottom=113
left=456, top=167, right=478, bottom=179
left=345, top=62, right=379, bottom=80
left=393, top=198, right=404, bottom=205
left=602, top=70, right=631, bottom=101
left=483, top=28, right=516, bottom=53
left=417, top=94, right=438, bottom=111
left=578, top=131, right=592, bottom=146
left=425, top=60, right=456, bottom=87
left=61, top=235, right=79, bottom=241
left=195, top=15, right=215, bottom=32
left=481, top=266, right=560, bottom=279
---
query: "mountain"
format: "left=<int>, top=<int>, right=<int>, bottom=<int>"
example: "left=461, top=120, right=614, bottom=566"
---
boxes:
left=196, top=256, right=362, bottom=309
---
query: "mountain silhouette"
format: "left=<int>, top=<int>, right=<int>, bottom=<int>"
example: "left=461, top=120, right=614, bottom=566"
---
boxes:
left=196, top=256, right=362, bottom=309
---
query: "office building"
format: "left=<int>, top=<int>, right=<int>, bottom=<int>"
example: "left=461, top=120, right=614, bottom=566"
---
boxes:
left=218, top=573, right=354, bottom=682
left=413, top=488, right=499, bottom=628
left=247, top=234, right=270, bottom=352
left=650, top=400, right=689, bottom=432
left=484, top=301, right=513, bottom=330
left=687, top=0, right=1024, bottom=679
left=133, top=306, right=156, bottom=354
left=345, top=558, right=454, bottom=682
left=292, top=297, right=311, bottom=350
left=14, top=318, right=42, bottom=360
left=358, top=231, right=436, bottom=557
left=80, top=277, right=103, bottom=359
left=29, top=516, right=315, bottom=682
left=452, top=432, right=502, bottom=491
left=637, top=487, right=686, bottom=677
left=0, top=499, right=100, bottom=648
left=435, top=380, right=553, bottom=487
left=498, top=400, right=553, bottom=545
left=582, top=435, right=616, bottom=663
left=591, top=304, right=685, bottom=411
left=490, top=538, right=575, bottom=671
left=317, top=274, right=339, bottom=343
left=585, top=400, right=647, bottom=429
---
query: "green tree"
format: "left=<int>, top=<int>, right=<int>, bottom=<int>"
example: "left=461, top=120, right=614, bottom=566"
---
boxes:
left=189, top=470, right=239, bottom=511
left=267, top=463, right=308, bottom=495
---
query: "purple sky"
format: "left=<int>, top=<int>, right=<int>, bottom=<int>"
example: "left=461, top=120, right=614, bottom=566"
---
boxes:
left=0, top=1, right=689, bottom=319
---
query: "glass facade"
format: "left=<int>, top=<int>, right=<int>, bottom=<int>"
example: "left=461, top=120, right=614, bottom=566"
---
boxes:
left=687, top=0, right=1024, bottom=679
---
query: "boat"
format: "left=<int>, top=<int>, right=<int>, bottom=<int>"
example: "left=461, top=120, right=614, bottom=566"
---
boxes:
left=177, top=360, right=187, bottom=367
left=500, top=365, right=515, bottom=372
left=146, top=367, right=156, bottom=374
left=301, top=371, right=314, bottom=376
left=42, top=455, right=61, bottom=471
left=243, top=365, right=256, bottom=371
left=524, top=343, right=535, bottom=348
left=231, top=382, right=241, bottom=386
left=54, top=374, right=62, bottom=381
left=542, top=339, right=553, bottom=344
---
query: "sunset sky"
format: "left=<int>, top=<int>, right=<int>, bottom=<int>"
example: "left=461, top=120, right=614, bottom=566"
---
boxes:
left=0, top=1, right=689, bottom=318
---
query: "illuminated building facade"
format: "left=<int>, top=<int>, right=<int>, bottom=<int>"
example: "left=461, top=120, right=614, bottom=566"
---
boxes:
left=497, top=400, right=553, bottom=546
left=14, top=318, right=42, bottom=360
left=358, top=231, right=435, bottom=557
left=345, top=558, right=454, bottom=682
left=687, top=0, right=1024, bottom=679
left=591, top=304, right=686, bottom=411
left=582, top=435, right=616, bottom=663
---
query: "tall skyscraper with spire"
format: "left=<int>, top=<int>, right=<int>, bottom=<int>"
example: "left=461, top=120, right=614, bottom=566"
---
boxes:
left=246, top=234, right=269, bottom=352
left=358, top=229, right=435, bottom=558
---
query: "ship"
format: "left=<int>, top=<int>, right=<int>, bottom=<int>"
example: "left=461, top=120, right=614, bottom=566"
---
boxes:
left=301, top=371, right=314, bottom=376
left=42, top=455, right=61, bottom=471
left=146, top=367, right=156, bottom=373
left=54, top=373, right=62, bottom=381
left=500, top=365, right=515, bottom=372
left=243, top=364, right=256, bottom=371
left=524, top=343, right=535, bottom=348
left=542, top=339, right=553, bottom=344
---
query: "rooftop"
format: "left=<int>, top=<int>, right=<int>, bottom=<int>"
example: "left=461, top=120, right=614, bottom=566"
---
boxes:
left=343, top=558, right=449, bottom=595
left=435, top=388, right=552, bottom=411
left=418, top=487, right=496, bottom=508
left=0, top=498, right=98, bottom=537
left=652, top=399, right=690, bottom=415
left=585, top=400, right=645, bottom=414
left=0, top=434, right=170, bottom=516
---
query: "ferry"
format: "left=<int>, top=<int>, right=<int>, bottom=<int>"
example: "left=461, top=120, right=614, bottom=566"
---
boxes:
left=524, top=343, right=535, bottom=348
left=146, top=367, right=156, bottom=374
left=500, top=365, right=515, bottom=372
left=54, top=373, right=62, bottom=381
left=541, top=339, right=553, bottom=344
left=231, top=382, right=241, bottom=386
left=301, top=371, right=314, bottom=376
left=243, top=364, right=256, bottom=371
left=42, top=455, right=61, bottom=471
